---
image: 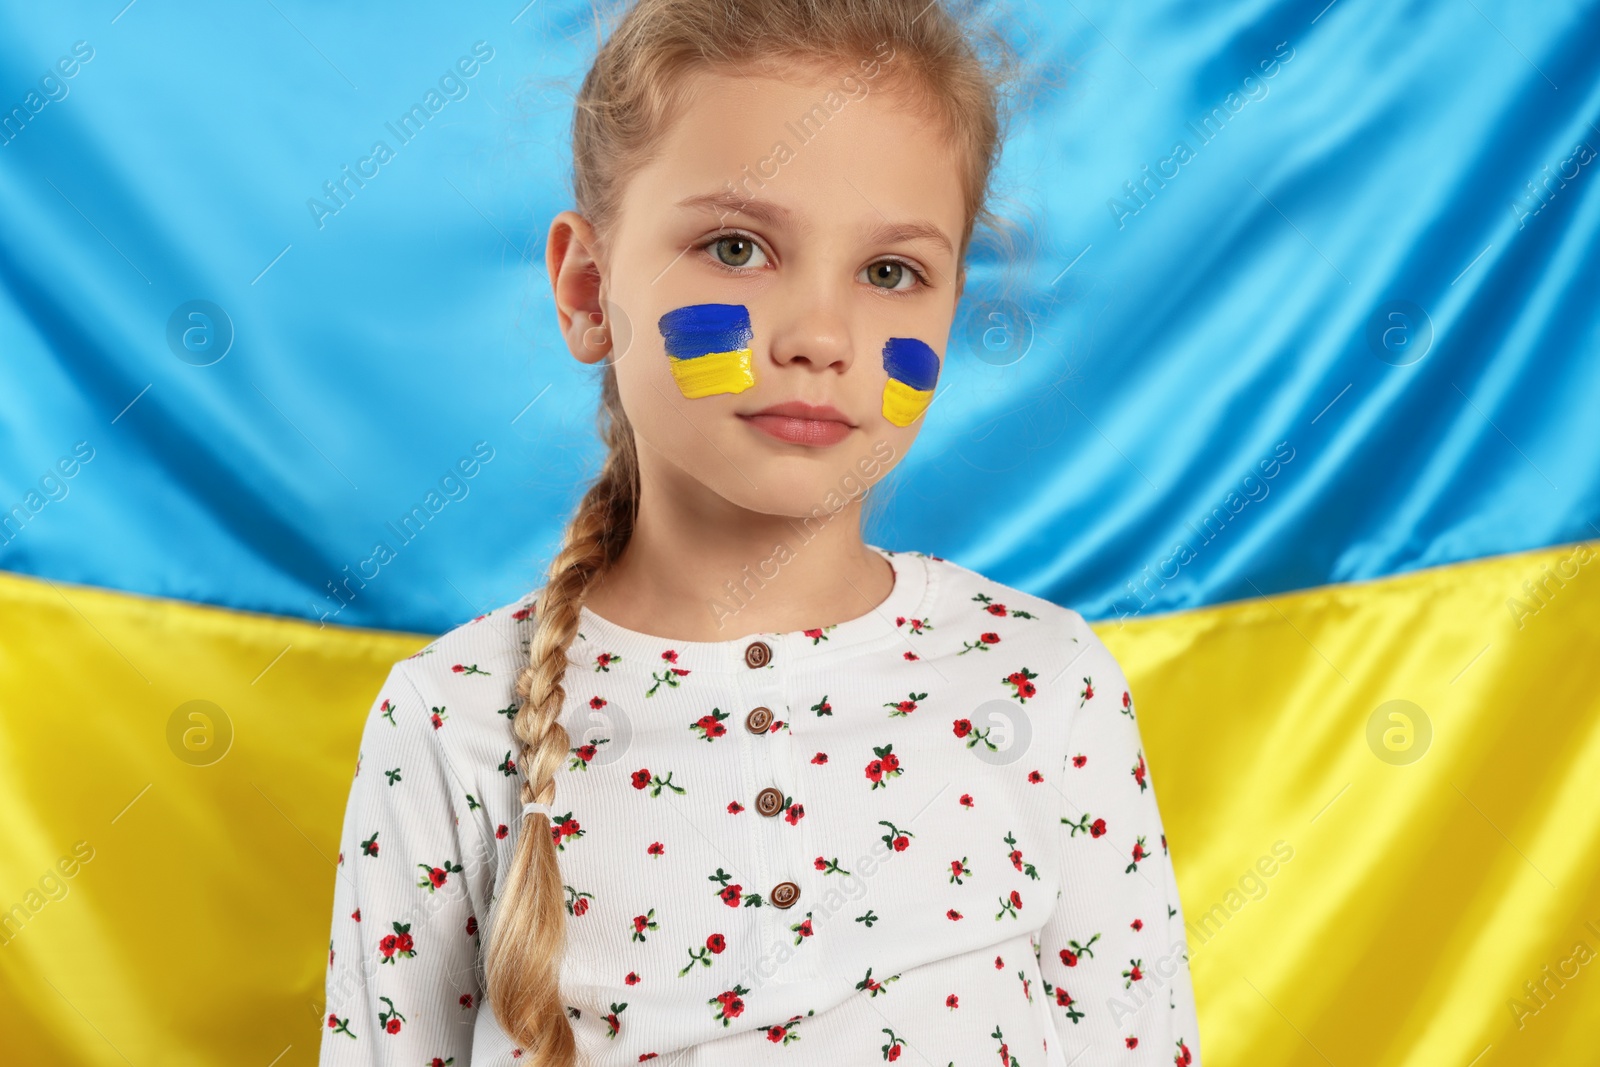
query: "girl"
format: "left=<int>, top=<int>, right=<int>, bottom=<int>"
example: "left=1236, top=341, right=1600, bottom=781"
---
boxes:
left=320, top=1, right=1200, bottom=1064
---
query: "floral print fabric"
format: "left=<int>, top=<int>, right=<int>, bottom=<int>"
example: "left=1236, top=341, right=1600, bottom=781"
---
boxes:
left=319, top=546, right=1201, bottom=1065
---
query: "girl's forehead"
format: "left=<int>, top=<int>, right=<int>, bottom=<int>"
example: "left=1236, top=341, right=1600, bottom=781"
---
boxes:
left=621, top=66, right=966, bottom=249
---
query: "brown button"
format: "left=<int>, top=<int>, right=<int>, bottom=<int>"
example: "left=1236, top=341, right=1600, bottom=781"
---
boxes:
left=745, top=706, right=773, bottom=733
left=754, top=786, right=785, bottom=817
left=770, top=881, right=800, bottom=908
left=743, top=640, right=772, bottom=669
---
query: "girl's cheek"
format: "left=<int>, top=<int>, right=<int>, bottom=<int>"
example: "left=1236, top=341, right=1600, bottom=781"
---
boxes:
left=656, top=302, right=757, bottom=398
left=880, top=337, right=940, bottom=426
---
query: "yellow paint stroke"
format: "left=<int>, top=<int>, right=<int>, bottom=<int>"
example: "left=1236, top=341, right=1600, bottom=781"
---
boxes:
left=667, top=348, right=755, bottom=398
left=882, top=378, right=933, bottom=426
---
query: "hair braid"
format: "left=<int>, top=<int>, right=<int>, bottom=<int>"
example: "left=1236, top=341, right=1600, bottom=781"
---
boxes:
left=486, top=365, right=638, bottom=1061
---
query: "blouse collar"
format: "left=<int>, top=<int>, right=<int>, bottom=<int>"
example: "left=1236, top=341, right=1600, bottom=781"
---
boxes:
left=568, top=544, right=933, bottom=674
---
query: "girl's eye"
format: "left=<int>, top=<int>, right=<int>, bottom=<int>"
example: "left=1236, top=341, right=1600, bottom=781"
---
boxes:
left=705, top=234, right=768, bottom=270
left=861, top=259, right=929, bottom=293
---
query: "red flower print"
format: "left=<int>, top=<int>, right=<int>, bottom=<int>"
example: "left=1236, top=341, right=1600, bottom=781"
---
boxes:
left=981, top=631, right=1000, bottom=644
left=952, top=719, right=972, bottom=738
left=1126, top=1037, right=1139, bottom=1049
left=1175, top=1038, right=1193, bottom=1064
left=690, top=711, right=729, bottom=741
left=1131, top=918, right=1144, bottom=930
left=709, top=984, right=749, bottom=1025
left=632, top=769, right=652, bottom=789
left=511, top=606, right=532, bottom=621
left=707, top=933, right=726, bottom=953
left=327, top=1013, right=355, bottom=1039
left=377, top=995, right=405, bottom=1034
left=865, top=744, right=903, bottom=789
left=430, top=707, right=447, bottom=729
left=416, top=859, right=463, bottom=892
left=986, top=603, right=1007, bottom=616
left=718, top=884, right=742, bottom=907
left=945, top=994, right=959, bottom=1008
left=589, top=695, right=606, bottom=708
left=1010, top=889, right=1022, bottom=908
left=361, top=831, right=379, bottom=857
left=946, top=909, right=962, bottom=920
left=662, top=650, right=679, bottom=663
left=625, top=972, right=640, bottom=985
left=1072, top=754, right=1087, bottom=767
left=1081, top=677, right=1094, bottom=702
left=572, top=897, right=589, bottom=916
left=496, top=824, right=508, bottom=839
left=884, top=691, right=926, bottom=717
left=1003, top=667, right=1040, bottom=702
left=647, top=842, right=664, bottom=856
left=810, top=752, right=827, bottom=764
left=451, top=663, right=488, bottom=675
left=727, top=800, right=744, bottom=814
left=350, top=908, right=360, bottom=922
left=892, top=835, right=909, bottom=851
left=1092, top=818, right=1106, bottom=837
left=1027, top=769, right=1043, bottom=783
left=459, top=992, right=474, bottom=1009
left=959, top=794, right=974, bottom=809
left=465, top=915, right=477, bottom=936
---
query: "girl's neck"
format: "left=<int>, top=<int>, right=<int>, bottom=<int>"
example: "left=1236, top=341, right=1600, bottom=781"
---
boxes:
left=577, top=520, right=894, bottom=644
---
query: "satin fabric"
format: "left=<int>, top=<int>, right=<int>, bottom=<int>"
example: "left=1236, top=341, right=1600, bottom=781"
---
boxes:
left=4, top=541, right=1597, bottom=1063
left=1, top=2, right=1596, bottom=635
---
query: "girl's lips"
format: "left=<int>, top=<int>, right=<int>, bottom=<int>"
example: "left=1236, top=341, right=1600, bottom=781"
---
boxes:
left=739, top=412, right=853, bottom=446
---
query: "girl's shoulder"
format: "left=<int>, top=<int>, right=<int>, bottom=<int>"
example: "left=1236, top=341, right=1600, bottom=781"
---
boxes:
left=915, top=548, right=1095, bottom=642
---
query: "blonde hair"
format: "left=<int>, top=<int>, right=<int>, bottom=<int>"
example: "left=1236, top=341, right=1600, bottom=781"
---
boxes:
left=486, top=0, right=1019, bottom=1058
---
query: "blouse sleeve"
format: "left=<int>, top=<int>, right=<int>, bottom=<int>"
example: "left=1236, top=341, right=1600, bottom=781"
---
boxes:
left=1037, top=623, right=1202, bottom=1066
left=320, top=659, right=486, bottom=1065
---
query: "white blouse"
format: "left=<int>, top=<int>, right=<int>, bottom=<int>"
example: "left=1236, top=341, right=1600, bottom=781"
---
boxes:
left=319, top=545, right=1202, bottom=1066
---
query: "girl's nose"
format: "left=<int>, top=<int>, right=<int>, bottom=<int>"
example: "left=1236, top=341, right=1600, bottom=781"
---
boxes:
left=763, top=273, right=855, bottom=372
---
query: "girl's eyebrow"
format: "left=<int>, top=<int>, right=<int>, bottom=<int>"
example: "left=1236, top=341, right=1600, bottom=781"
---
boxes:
left=677, top=190, right=801, bottom=230
left=868, top=220, right=953, bottom=257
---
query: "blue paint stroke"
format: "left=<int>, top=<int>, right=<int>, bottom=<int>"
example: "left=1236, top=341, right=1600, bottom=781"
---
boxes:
left=882, top=337, right=940, bottom=391
left=658, top=303, right=753, bottom=359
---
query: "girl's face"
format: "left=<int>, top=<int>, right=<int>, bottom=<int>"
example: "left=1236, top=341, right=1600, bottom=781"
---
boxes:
left=553, top=62, right=966, bottom=520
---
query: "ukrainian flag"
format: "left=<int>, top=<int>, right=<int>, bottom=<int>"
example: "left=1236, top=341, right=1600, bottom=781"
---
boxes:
left=657, top=302, right=757, bottom=398
left=880, top=336, right=940, bottom=426
left=3, top=3, right=1597, bottom=1065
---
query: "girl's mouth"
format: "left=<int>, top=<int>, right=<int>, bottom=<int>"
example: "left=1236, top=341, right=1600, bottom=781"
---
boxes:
left=738, top=399, right=856, bottom=447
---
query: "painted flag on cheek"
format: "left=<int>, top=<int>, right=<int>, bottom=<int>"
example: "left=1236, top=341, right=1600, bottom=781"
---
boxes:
left=657, top=302, right=756, bottom=398
left=880, top=336, right=939, bottom=426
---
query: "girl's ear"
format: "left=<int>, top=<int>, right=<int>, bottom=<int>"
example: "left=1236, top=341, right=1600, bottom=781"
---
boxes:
left=548, top=209, right=612, bottom=364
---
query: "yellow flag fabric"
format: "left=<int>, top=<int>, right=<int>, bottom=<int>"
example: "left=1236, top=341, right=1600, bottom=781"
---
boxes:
left=3, top=541, right=1598, bottom=1064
